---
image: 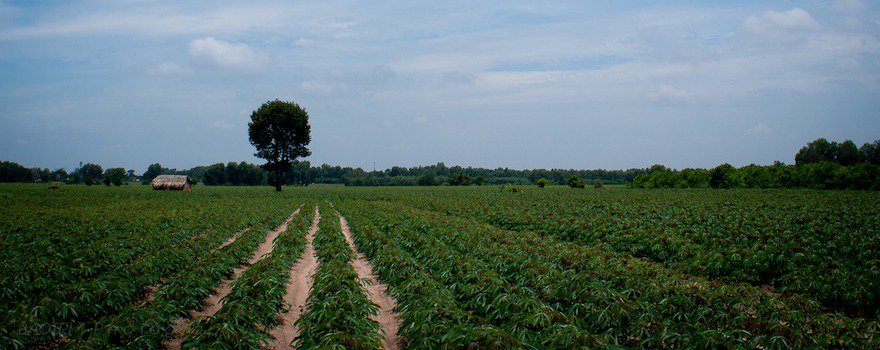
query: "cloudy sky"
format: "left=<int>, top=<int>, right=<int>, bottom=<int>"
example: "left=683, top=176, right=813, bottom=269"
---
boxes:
left=1, top=1, right=878, bottom=172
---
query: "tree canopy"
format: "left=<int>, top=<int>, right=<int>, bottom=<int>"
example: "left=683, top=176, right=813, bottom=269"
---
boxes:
left=248, top=100, right=311, bottom=192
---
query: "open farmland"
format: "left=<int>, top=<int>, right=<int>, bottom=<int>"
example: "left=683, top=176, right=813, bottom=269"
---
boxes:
left=1, top=184, right=879, bottom=349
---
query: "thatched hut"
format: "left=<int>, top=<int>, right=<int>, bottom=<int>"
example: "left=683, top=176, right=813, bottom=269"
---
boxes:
left=151, top=175, right=192, bottom=191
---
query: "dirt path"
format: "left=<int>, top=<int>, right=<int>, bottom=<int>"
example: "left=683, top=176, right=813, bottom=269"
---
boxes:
left=163, top=208, right=301, bottom=350
left=266, top=206, right=321, bottom=350
left=339, top=214, right=403, bottom=350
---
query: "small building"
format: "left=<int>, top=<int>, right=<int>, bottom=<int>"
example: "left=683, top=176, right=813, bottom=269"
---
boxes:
left=151, top=175, right=192, bottom=191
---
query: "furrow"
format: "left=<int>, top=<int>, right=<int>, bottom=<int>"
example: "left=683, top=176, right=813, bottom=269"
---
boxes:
left=162, top=208, right=301, bottom=350
left=339, top=214, right=403, bottom=350
left=266, top=206, right=321, bottom=350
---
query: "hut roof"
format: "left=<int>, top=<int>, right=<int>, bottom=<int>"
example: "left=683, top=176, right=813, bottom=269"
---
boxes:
left=151, top=175, right=191, bottom=190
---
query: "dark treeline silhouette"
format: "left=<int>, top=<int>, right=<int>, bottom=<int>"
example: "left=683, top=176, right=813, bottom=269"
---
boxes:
left=185, top=162, right=647, bottom=186
left=4, top=138, right=877, bottom=189
left=0, top=160, right=646, bottom=187
left=630, top=139, right=880, bottom=190
left=303, top=163, right=646, bottom=186
left=0, top=161, right=132, bottom=186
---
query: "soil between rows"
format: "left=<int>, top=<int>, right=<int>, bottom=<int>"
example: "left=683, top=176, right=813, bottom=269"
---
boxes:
left=339, top=214, right=403, bottom=350
left=163, top=207, right=301, bottom=350
left=266, top=206, right=321, bottom=350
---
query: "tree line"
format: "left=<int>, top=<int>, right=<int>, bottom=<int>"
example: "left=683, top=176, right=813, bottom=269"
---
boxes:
left=0, top=160, right=646, bottom=187
left=4, top=138, right=877, bottom=189
left=0, top=161, right=134, bottom=186
left=629, top=139, right=880, bottom=190
left=294, top=162, right=646, bottom=186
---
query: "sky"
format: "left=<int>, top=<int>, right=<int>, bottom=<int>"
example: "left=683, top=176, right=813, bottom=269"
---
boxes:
left=1, top=0, right=878, bottom=172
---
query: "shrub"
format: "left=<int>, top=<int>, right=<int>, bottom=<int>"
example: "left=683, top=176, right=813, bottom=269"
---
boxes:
left=535, top=178, right=551, bottom=188
left=567, top=175, right=586, bottom=189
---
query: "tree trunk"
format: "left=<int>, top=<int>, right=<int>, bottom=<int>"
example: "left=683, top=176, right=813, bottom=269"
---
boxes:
left=275, top=168, right=282, bottom=192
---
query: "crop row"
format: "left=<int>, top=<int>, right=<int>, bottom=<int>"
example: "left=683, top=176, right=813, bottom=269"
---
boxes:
left=0, top=186, right=299, bottom=348
left=337, top=201, right=604, bottom=348
left=337, top=198, right=880, bottom=348
left=375, top=187, right=880, bottom=318
left=294, top=207, right=382, bottom=348
left=183, top=204, right=312, bottom=349
left=330, top=208, right=507, bottom=348
left=70, top=204, right=299, bottom=349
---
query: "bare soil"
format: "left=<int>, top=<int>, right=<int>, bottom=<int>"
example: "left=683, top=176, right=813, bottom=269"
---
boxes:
left=339, top=214, right=403, bottom=350
left=266, top=206, right=321, bottom=350
left=162, top=208, right=301, bottom=350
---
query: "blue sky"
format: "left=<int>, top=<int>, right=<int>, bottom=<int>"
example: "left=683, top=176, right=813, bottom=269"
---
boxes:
left=1, top=1, right=878, bottom=172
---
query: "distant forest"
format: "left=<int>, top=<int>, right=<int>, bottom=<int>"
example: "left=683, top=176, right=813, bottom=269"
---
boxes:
left=630, top=139, right=880, bottom=190
left=2, top=138, right=878, bottom=190
left=0, top=160, right=648, bottom=187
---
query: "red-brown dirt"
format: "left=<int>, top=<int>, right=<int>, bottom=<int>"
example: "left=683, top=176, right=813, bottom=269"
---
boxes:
left=339, top=214, right=403, bottom=350
left=265, top=206, right=321, bottom=350
left=162, top=207, right=301, bottom=350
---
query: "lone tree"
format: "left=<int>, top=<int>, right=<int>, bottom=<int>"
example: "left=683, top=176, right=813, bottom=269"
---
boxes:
left=248, top=99, right=312, bottom=192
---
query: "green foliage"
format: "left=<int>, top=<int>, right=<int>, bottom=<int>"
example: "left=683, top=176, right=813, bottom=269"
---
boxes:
left=474, top=176, right=485, bottom=186
left=417, top=173, right=437, bottom=186
left=76, top=163, right=103, bottom=186
left=447, top=172, right=472, bottom=186
left=185, top=208, right=311, bottom=349
left=102, top=167, right=126, bottom=186
left=500, top=184, right=523, bottom=192
left=593, top=179, right=603, bottom=189
left=535, top=178, right=550, bottom=188
left=567, top=175, right=586, bottom=188
left=248, top=100, right=312, bottom=192
left=337, top=197, right=880, bottom=348
left=0, top=161, right=33, bottom=182
left=796, top=138, right=838, bottom=164
left=320, top=162, right=648, bottom=186
left=861, top=140, right=880, bottom=165
left=201, top=162, right=265, bottom=186
left=2, top=185, right=879, bottom=349
left=295, top=210, right=382, bottom=349
left=0, top=185, right=298, bottom=348
left=141, top=163, right=165, bottom=184
left=285, top=160, right=313, bottom=186
left=796, top=138, right=877, bottom=166
left=390, top=186, right=880, bottom=321
left=709, top=163, right=736, bottom=188
left=50, top=168, right=68, bottom=182
left=837, top=140, right=865, bottom=166
left=631, top=162, right=880, bottom=190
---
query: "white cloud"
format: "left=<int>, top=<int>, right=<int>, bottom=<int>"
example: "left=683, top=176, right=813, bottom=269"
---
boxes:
left=0, top=4, right=306, bottom=40
left=747, top=122, right=772, bottom=135
left=147, top=62, right=190, bottom=76
left=292, top=38, right=313, bottom=46
left=16, top=138, right=28, bottom=145
left=744, top=8, right=819, bottom=35
left=414, top=116, right=428, bottom=124
left=210, top=120, right=235, bottom=130
left=188, top=37, right=268, bottom=72
left=647, top=84, right=691, bottom=103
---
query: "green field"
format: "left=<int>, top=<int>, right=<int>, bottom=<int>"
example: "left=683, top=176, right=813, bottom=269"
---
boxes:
left=1, top=184, right=879, bottom=349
